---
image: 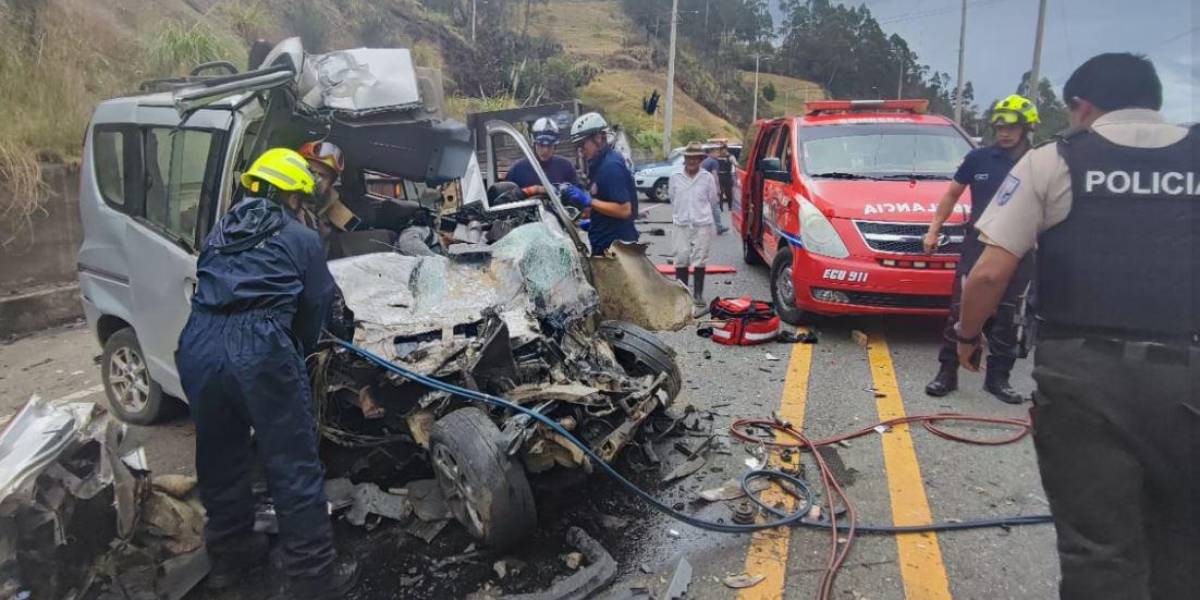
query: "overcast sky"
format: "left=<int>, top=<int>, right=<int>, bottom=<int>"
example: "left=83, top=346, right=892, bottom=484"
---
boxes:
left=768, top=0, right=1197, bottom=123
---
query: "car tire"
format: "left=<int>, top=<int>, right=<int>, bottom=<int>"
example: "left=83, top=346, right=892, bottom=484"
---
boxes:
left=100, top=327, right=180, bottom=425
left=743, top=237, right=765, bottom=266
left=652, top=178, right=670, bottom=203
left=770, top=247, right=810, bottom=326
left=429, top=408, right=537, bottom=550
left=598, top=320, right=682, bottom=401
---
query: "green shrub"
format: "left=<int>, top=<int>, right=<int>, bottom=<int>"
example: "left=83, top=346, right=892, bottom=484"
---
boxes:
left=762, top=82, right=777, bottom=102
left=146, top=21, right=245, bottom=78
left=674, top=125, right=709, bottom=145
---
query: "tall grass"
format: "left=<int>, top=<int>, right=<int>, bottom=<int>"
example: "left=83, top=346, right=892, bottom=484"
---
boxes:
left=146, top=20, right=245, bottom=78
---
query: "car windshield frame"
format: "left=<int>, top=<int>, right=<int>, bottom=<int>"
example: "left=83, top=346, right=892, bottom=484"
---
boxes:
left=799, top=123, right=971, bottom=180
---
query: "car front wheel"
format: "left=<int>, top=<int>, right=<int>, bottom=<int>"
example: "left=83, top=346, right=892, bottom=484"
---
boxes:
left=652, top=178, right=670, bottom=203
left=429, top=408, right=537, bottom=550
left=770, top=247, right=810, bottom=326
left=100, top=327, right=180, bottom=425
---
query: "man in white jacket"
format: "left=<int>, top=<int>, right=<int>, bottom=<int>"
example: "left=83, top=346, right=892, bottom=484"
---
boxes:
left=670, top=142, right=719, bottom=307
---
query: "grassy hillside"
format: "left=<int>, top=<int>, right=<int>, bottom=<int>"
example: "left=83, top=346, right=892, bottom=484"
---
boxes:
left=528, top=0, right=741, bottom=158
left=742, top=71, right=828, bottom=119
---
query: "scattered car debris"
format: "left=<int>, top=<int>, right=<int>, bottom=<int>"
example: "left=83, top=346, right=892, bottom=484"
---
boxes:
left=152, top=474, right=198, bottom=499
left=346, top=482, right=412, bottom=527
left=504, top=528, right=616, bottom=600
left=0, top=398, right=209, bottom=600
left=406, top=517, right=451, bottom=544
left=407, top=478, right=454, bottom=522
left=597, top=513, right=630, bottom=530
left=663, top=556, right=693, bottom=600
left=563, top=551, right=585, bottom=570
left=777, top=329, right=818, bottom=344
left=852, top=330, right=870, bottom=347
left=732, top=501, right=758, bottom=525
left=698, top=477, right=771, bottom=502
left=723, top=573, right=766, bottom=589
left=764, top=352, right=781, bottom=361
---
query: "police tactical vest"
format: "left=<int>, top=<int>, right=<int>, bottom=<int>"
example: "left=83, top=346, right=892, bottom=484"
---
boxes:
left=1038, top=125, right=1199, bottom=338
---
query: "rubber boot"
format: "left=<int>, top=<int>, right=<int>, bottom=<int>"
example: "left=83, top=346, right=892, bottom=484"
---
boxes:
left=984, top=370, right=1025, bottom=405
left=291, top=558, right=360, bottom=600
left=206, top=532, right=269, bottom=590
left=675, top=266, right=689, bottom=287
left=924, top=363, right=958, bottom=397
left=692, top=266, right=707, bottom=307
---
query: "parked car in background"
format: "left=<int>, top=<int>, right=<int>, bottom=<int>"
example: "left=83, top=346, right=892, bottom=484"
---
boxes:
left=735, top=99, right=975, bottom=324
left=633, top=146, right=684, bottom=202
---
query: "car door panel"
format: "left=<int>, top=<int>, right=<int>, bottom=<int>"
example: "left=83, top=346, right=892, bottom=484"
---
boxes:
left=125, top=106, right=230, bottom=399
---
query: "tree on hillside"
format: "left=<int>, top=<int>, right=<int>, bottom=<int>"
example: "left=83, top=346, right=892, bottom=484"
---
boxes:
left=1017, top=72, right=1071, bottom=141
left=762, top=82, right=777, bottom=102
left=777, top=0, right=971, bottom=123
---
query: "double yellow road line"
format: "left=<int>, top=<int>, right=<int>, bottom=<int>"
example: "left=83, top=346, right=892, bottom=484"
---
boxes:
left=738, top=328, right=951, bottom=599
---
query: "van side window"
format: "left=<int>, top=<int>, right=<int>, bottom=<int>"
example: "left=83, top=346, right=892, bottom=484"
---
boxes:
left=143, top=128, right=219, bottom=249
left=94, top=131, right=126, bottom=207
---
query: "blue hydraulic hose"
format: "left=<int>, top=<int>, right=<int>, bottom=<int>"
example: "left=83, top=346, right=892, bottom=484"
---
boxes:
left=331, top=338, right=1052, bottom=534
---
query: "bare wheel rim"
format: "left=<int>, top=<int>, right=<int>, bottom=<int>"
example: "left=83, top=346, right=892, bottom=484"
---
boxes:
left=109, top=346, right=150, bottom=414
left=777, top=263, right=798, bottom=309
left=431, top=444, right=487, bottom=538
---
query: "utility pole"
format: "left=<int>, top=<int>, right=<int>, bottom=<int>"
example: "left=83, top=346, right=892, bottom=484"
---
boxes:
left=897, top=55, right=904, bottom=99
left=472, top=0, right=477, bottom=43
left=752, top=53, right=762, bottom=123
left=662, top=0, right=679, bottom=157
left=954, top=0, right=967, bottom=124
left=1029, top=0, right=1048, bottom=107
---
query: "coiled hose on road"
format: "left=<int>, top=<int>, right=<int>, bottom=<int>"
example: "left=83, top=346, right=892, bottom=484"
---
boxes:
left=332, top=338, right=1052, bottom=599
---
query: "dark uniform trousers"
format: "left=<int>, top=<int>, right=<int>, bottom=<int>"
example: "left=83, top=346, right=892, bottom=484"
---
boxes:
left=938, top=237, right=1034, bottom=374
left=177, top=307, right=335, bottom=578
left=1032, top=336, right=1199, bottom=599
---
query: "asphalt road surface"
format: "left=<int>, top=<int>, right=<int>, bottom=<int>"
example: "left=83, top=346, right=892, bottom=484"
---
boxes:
left=0, top=200, right=1059, bottom=599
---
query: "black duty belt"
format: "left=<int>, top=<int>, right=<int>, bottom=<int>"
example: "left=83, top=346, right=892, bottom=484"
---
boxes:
left=1039, top=323, right=1198, bottom=366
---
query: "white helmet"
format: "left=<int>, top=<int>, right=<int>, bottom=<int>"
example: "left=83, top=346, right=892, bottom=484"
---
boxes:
left=531, top=117, right=561, bottom=145
left=570, top=112, right=608, bottom=144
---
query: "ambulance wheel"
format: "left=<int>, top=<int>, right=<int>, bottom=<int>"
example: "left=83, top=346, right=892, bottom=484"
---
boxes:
left=743, top=238, right=765, bottom=266
left=101, top=328, right=181, bottom=425
left=770, top=247, right=809, bottom=326
left=599, top=320, right=682, bottom=401
left=430, top=408, right=537, bottom=550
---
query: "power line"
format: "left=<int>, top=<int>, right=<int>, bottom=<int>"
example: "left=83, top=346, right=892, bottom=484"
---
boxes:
left=876, top=0, right=1006, bottom=25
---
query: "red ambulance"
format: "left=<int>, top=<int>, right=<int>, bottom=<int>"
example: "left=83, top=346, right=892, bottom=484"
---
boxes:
left=734, top=100, right=975, bottom=324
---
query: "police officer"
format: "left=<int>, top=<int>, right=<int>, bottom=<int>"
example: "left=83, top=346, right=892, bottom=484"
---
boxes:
left=957, top=53, right=1199, bottom=599
left=568, top=112, right=639, bottom=255
left=924, top=95, right=1038, bottom=404
left=506, top=117, right=580, bottom=194
left=175, top=148, right=358, bottom=598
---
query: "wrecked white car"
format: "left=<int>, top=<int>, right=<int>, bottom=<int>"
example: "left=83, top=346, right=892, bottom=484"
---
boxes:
left=78, top=39, right=692, bottom=550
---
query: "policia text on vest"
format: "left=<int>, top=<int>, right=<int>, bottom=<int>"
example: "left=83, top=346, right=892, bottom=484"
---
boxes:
left=1083, top=170, right=1200, bottom=195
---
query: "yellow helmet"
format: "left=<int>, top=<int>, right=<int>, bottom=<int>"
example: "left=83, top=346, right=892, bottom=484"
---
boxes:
left=991, top=94, right=1040, bottom=127
left=240, top=148, right=316, bottom=195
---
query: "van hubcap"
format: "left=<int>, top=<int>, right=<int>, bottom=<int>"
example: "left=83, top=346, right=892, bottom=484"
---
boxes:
left=431, top=445, right=486, bottom=538
left=109, top=347, right=150, bottom=413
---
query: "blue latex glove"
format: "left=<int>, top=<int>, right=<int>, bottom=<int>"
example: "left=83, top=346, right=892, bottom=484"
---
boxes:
left=578, top=218, right=591, bottom=231
left=556, top=183, right=592, bottom=208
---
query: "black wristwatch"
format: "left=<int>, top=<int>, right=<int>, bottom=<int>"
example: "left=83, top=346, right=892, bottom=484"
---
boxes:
left=954, top=323, right=982, bottom=344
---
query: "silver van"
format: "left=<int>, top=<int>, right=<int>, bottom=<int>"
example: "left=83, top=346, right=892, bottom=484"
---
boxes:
left=78, top=39, right=477, bottom=424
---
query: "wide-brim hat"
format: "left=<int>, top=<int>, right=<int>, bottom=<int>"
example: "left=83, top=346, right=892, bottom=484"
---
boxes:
left=683, top=142, right=706, bottom=157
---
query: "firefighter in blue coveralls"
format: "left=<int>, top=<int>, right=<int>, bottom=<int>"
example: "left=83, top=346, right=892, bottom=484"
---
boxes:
left=175, top=148, right=358, bottom=598
left=565, top=112, right=639, bottom=255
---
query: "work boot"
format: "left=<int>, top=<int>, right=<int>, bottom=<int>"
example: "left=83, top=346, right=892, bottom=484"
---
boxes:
left=206, top=532, right=270, bottom=590
left=924, top=364, right=958, bottom=397
left=984, top=370, right=1025, bottom=405
left=290, top=558, right=360, bottom=600
left=675, top=266, right=689, bottom=287
left=692, top=266, right=707, bottom=307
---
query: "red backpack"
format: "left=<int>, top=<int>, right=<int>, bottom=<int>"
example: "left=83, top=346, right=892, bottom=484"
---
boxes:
left=705, top=296, right=781, bottom=345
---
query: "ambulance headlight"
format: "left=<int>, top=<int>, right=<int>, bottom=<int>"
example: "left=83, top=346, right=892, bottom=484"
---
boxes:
left=799, top=198, right=849, bottom=259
